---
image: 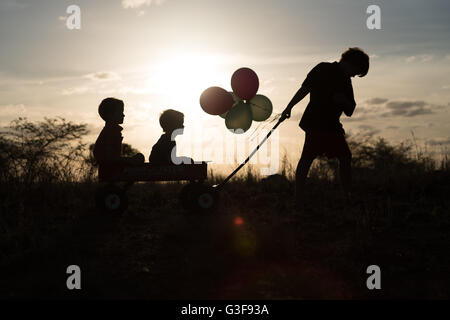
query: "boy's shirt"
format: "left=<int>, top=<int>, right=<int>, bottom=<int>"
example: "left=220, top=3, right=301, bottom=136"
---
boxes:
left=299, top=61, right=355, bottom=134
left=149, top=133, right=176, bottom=165
left=93, top=123, right=123, bottom=179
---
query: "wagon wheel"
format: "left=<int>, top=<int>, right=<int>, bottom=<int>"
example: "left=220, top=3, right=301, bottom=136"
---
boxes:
left=179, top=182, right=197, bottom=211
left=179, top=182, right=219, bottom=213
left=95, top=184, right=128, bottom=215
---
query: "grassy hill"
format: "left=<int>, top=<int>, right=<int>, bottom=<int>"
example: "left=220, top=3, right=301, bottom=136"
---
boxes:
left=0, top=118, right=449, bottom=299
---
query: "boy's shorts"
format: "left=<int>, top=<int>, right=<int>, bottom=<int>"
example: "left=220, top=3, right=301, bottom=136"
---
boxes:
left=301, top=130, right=351, bottom=159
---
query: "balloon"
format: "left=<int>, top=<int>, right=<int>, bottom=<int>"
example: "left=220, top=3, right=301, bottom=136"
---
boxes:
left=220, top=92, right=242, bottom=119
left=231, top=67, right=259, bottom=101
left=230, top=92, right=242, bottom=104
left=219, top=111, right=228, bottom=119
left=225, top=101, right=253, bottom=133
left=249, top=94, right=273, bottom=121
left=200, top=87, right=234, bottom=115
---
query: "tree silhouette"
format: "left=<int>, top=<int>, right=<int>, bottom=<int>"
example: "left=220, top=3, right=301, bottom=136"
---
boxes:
left=0, top=117, right=88, bottom=185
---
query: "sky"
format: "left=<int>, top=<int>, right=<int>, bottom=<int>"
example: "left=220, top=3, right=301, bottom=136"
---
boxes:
left=1, top=0, right=449, bottom=173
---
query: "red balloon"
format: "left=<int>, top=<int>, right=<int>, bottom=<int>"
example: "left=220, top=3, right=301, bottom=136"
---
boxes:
left=231, top=67, right=259, bottom=100
left=200, top=87, right=234, bottom=115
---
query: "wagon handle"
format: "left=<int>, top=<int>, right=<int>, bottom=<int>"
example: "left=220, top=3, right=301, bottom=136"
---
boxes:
left=214, top=115, right=286, bottom=190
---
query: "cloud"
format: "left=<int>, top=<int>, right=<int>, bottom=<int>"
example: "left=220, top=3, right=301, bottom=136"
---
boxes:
left=382, top=100, right=433, bottom=117
left=358, top=124, right=374, bottom=130
left=0, top=104, right=29, bottom=127
left=386, top=100, right=426, bottom=110
left=342, top=98, right=386, bottom=121
left=357, top=124, right=380, bottom=136
left=118, top=85, right=151, bottom=95
left=366, top=97, right=388, bottom=105
left=0, top=1, right=28, bottom=10
left=61, top=86, right=90, bottom=96
left=405, top=54, right=434, bottom=63
left=121, top=0, right=165, bottom=9
left=0, top=104, right=27, bottom=116
left=342, top=98, right=439, bottom=121
left=405, top=108, right=433, bottom=117
left=340, top=115, right=367, bottom=122
left=84, top=71, right=120, bottom=81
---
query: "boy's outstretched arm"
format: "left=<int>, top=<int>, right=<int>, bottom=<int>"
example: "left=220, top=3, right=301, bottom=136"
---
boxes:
left=282, top=85, right=310, bottom=119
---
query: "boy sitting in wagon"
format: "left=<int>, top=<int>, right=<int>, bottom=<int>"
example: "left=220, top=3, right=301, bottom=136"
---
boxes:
left=149, top=109, right=193, bottom=165
left=93, top=97, right=144, bottom=181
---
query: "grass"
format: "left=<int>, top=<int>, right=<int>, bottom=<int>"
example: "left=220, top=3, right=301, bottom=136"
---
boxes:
left=0, top=135, right=449, bottom=299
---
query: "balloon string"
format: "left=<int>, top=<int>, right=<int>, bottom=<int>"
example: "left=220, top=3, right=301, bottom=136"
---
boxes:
left=247, top=122, right=265, bottom=142
left=249, top=101, right=267, bottom=110
left=246, top=100, right=281, bottom=142
left=248, top=112, right=282, bottom=142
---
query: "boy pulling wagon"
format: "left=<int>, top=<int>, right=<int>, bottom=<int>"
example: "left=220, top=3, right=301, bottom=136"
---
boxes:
left=282, top=47, right=370, bottom=207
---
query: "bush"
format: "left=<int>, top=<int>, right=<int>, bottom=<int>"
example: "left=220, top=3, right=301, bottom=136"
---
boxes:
left=300, top=133, right=449, bottom=201
left=0, top=117, right=89, bottom=186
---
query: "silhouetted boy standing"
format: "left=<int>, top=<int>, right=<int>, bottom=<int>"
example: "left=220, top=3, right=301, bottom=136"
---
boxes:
left=282, top=47, right=370, bottom=207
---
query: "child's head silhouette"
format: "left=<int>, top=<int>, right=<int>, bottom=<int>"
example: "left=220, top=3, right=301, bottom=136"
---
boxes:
left=159, top=109, right=184, bottom=134
left=98, top=97, right=124, bottom=124
left=339, top=47, right=369, bottom=77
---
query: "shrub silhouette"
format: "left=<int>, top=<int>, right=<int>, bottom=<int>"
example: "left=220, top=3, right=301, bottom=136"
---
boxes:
left=0, top=117, right=88, bottom=186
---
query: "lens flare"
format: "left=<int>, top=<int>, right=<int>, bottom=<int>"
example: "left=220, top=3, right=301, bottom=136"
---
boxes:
left=234, top=216, right=244, bottom=226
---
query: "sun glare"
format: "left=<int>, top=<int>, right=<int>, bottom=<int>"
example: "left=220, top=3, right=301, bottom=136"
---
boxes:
left=146, top=52, right=230, bottom=115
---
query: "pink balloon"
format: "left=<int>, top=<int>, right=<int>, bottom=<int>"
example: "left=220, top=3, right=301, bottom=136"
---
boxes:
left=200, top=87, right=234, bottom=115
left=231, top=67, right=259, bottom=101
